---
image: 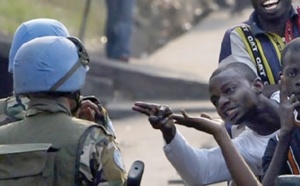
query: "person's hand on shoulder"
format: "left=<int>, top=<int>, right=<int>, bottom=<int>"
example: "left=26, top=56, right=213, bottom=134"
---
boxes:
left=76, top=100, right=100, bottom=122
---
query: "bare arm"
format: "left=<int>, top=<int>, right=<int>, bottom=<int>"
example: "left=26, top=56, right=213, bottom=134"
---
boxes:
left=215, top=128, right=262, bottom=186
left=173, top=111, right=262, bottom=186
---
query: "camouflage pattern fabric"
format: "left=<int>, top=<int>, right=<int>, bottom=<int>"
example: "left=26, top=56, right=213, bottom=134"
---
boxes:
left=81, top=96, right=116, bottom=137
left=0, top=96, right=127, bottom=185
left=98, top=106, right=116, bottom=137
left=79, top=127, right=127, bottom=185
left=0, top=96, right=28, bottom=125
left=0, top=95, right=115, bottom=137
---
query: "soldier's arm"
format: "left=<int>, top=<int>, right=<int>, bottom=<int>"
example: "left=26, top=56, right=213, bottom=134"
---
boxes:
left=79, top=126, right=127, bottom=185
left=80, top=96, right=116, bottom=137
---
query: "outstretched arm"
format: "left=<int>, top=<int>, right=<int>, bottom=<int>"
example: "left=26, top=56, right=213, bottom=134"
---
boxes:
left=173, top=111, right=261, bottom=186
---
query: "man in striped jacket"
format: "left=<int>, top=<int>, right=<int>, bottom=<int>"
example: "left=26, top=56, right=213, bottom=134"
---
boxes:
left=219, top=0, right=299, bottom=97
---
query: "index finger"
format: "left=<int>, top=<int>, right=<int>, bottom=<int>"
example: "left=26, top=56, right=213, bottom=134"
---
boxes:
left=171, top=113, right=186, bottom=124
left=133, top=101, right=161, bottom=110
left=132, top=105, right=151, bottom=116
left=279, top=75, right=288, bottom=103
left=171, top=113, right=185, bottom=121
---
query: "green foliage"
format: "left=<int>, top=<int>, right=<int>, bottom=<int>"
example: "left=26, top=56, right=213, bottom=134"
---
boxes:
left=0, top=0, right=106, bottom=42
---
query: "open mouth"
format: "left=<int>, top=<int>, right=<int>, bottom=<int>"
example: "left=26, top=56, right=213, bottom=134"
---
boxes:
left=263, top=0, right=280, bottom=10
left=224, top=107, right=238, bottom=121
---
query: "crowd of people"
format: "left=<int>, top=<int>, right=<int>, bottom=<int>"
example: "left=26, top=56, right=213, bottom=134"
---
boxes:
left=1, top=0, right=300, bottom=185
left=133, top=0, right=300, bottom=185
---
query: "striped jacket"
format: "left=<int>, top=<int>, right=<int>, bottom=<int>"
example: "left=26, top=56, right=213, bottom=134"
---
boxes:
left=219, top=6, right=300, bottom=85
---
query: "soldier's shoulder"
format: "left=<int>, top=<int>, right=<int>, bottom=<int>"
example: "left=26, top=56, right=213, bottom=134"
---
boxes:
left=71, top=117, right=112, bottom=137
left=71, top=116, right=95, bottom=126
left=0, top=120, right=22, bottom=142
left=82, top=125, right=114, bottom=148
left=4, top=96, right=28, bottom=121
left=0, top=96, right=25, bottom=126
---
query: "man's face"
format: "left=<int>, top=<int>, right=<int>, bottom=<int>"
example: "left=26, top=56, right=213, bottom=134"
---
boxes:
left=251, top=0, right=292, bottom=20
left=209, top=69, right=259, bottom=124
left=282, top=51, right=300, bottom=101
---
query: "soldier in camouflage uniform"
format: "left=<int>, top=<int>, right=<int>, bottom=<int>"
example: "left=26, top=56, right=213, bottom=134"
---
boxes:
left=0, top=18, right=116, bottom=137
left=0, top=36, right=127, bottom=185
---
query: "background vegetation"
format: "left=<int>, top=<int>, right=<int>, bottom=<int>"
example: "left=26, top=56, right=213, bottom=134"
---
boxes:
left=0, top=0, right=106, bottom=50
left=0, top=0, right=256, bottom=57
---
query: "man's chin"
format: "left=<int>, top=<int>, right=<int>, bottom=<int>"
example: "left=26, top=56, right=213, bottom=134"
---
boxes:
left=258, top=6, right=285, bottom=20
left=230, top=115, right=245, bottom=125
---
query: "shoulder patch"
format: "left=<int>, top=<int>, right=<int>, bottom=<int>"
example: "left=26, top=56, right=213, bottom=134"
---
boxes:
left=113, top=149, right=126, bottom=171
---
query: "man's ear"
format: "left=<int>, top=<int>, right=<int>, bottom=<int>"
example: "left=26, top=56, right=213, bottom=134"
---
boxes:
left=252, top=78, right=263, bottom=93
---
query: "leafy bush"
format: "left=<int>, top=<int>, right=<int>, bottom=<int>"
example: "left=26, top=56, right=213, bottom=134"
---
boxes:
left=0, top=0, right=106, bottom=47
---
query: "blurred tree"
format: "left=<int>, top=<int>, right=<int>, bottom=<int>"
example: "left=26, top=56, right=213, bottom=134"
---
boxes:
left=133, top=0, right=213, bottom=57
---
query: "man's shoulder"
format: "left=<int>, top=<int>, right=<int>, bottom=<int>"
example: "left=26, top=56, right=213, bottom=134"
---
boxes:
left=83, top=126, right=113, bottom=146
left=2, top=96, right=28, bottom=122
left=0, top=119, right=22, bottom=142
left=291, top=127, right=300, bottom=140
left=221, top=22, right=252, bottom=44
left=71, top=117, right=113, bottom=139
left=225, top=22, right=251, bottom=33
left=233, top=127, right=276, bottom=144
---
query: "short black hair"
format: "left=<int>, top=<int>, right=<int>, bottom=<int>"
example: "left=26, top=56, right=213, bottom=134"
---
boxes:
left=281, top=38, right=300, bottom=67
left=210, top=62, right=258, bottom=83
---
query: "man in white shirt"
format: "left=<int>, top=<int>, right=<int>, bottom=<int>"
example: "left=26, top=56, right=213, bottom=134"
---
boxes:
left=132, top=62, right=280, bottom=185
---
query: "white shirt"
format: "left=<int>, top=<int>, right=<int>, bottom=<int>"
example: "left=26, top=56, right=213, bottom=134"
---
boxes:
left=164, top=128, right=278, bottom=186
left=163, top=94, right=280, bottom=186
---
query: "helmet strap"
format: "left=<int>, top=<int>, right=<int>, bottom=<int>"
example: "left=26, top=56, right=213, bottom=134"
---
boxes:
left=49, top=37, right=89, bottom=92
left=70, top=91, right=81, bottom=115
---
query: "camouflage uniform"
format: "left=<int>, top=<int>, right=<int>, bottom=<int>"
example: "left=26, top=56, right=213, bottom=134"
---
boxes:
left=0, top=97, right=127, bottom=185
left=1, top=33, right=128, bottom=185
left=79, top=127, right=126, bottom=185
left=0, top=95, right=29, bottom=125
left=0, top=96, right=126, bottom=185
left=0, top=95, right=115, bottom=137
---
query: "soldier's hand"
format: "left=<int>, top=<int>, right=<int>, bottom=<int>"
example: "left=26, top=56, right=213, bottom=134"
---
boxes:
left=77, top=100, right=100, bottom=122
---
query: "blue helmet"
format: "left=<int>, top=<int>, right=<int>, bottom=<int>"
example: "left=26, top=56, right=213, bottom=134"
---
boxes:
left=13, top=36, right=89, bottom=94
left=8, top=18, right=70, bottom=73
